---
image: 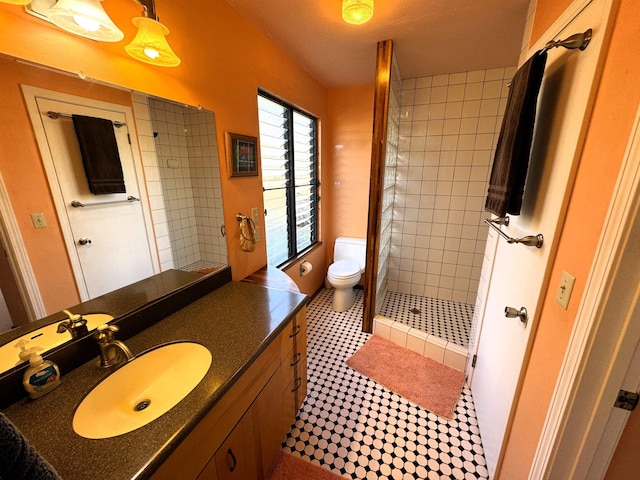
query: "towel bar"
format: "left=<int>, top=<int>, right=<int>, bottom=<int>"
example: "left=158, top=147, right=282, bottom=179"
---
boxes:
left=46, top=111, right=126, bottom=128
left=71, top=196, right=140, bottom=208
left=484, top=216, right=543, bottom=248
left=507, top=28, right=593, bottom=87
left=541, top=28, right=592, bottom=54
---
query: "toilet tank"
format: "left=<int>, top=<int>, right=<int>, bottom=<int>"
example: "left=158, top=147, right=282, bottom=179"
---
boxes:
left=334, top=237, right=367, bottom=271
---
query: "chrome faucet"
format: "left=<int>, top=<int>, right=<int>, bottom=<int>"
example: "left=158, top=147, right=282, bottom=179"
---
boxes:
left=57, top=310, right=89, bottom=339
left=94, top=324, right=134, bottom=368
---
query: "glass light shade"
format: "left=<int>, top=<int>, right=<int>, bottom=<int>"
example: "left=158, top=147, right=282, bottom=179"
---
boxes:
left=125, top=16, right=180, bottom=68
left=45, top=0, right=124, bottom=42
left=0, top=0, right=32, bottom=4
left=342, top=0, right=374, bottom=25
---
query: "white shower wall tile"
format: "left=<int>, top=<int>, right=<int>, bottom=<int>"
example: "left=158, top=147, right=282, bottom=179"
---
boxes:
left=131, top=93, right=174, bottom=272
left=148, top=98, right=227, bottom=270
left=391, top=65, right=514, bottom=311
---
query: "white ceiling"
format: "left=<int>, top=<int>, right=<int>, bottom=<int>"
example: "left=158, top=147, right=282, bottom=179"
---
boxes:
left=224, top=0, right=531, bottom=88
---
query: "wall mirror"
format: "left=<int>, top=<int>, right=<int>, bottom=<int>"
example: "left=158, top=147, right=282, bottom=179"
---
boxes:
left=0, top=53, right=228, bottom=373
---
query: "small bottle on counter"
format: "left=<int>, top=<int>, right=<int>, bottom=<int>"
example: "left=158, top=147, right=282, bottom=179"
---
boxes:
left=22, top=353, right=60, bottom=399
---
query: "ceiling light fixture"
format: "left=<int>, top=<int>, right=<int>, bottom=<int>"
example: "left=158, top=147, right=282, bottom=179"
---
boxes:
left=45, top=0, right=124, bottom=42
left=342, top=0, right=374, bottom=25
left=125, top=0, right=180, bottom=67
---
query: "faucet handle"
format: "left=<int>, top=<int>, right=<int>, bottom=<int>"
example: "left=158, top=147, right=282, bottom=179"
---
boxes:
left=63, top=309, right=87, bottom=327
left=94, top=324, right=118, bottom=343
left=58, top=310, right=89, bottom=337
left=63, top=309, right=82, bottom=321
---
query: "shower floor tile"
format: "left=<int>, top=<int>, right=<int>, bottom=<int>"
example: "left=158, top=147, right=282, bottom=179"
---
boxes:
left=379, top=291, right=474, bottom=348
left=178, top=260, right=226, bottom=272
left=283, top=288, right=488, bottom=479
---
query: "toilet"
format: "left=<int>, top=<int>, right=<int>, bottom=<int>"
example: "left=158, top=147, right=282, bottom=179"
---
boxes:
left=327, top=237, right=366, bottom=312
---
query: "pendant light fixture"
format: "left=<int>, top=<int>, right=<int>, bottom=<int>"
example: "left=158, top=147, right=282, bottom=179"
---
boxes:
left=125, top=0, right=180, bottom=67
left=45, top=0, right=124, bottom=42
left=342, top=0, right=374, bottom=25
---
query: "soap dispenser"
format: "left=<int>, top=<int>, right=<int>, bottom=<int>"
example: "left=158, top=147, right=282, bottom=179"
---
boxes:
left=22, top=351, right=61, bottom=399
left=15, top=339, right=42, bottom=366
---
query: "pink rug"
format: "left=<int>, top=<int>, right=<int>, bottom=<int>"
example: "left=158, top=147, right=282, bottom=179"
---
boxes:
left=267, top=451, right=344, bottom=480
left=346, top=335, right=466, bottom=419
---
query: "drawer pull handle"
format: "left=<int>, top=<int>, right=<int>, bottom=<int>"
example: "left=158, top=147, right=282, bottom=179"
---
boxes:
left=289, top=324, right=301, bottom=338
left=290, top=352, right=301, bottom=367
left=292, top=377, right=302, bottom=392
left=227, top=448, right=237, bottom=472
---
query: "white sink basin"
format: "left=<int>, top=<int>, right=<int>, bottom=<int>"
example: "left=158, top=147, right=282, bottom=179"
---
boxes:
left=73, top=342, right=212, bottom=439
left=0, top=313, right=113, bottom=373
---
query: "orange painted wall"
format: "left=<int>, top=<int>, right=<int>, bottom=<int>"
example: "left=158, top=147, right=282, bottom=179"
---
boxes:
left=326, top=85, right=375, bottom=259
left=0, top=57, right=136, bottom=313
left=0, top=0, right=330, bottom=304
left=500, top=0, right=639, bottom=477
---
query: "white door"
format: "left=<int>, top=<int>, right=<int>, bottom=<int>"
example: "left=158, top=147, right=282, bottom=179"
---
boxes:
left=25, top=91, right=157, bottom=300
left=469, top=0, right=613, bottom=476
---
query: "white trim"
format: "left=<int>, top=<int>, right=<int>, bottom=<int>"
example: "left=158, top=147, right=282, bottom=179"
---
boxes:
left=531, top=102, right=640, bottom=477
left=0, top=173, right=46, bottom=321
left=20, top=85, right=161, bottom=301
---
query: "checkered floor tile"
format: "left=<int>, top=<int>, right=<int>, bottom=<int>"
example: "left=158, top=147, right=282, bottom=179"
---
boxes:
left=283, top=288, right=488, bottom=479
left=379, top=291, right=474, bottom=347
left=179, top=260, right=227, bottom=272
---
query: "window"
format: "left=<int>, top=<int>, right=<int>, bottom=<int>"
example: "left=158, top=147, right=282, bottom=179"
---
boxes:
left=258, top=92, right=318, bottom=267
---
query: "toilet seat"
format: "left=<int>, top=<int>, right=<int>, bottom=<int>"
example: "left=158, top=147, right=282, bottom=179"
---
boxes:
left=327, top=260, right=361, bottom=281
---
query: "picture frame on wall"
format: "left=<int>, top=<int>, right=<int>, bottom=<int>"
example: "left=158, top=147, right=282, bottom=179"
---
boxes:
left=227, top=132, right=258, bottom=177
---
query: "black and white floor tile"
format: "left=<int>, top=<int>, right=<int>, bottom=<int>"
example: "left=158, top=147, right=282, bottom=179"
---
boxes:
left=283, top=288, right=488, bottom=479
left=379, top=291, right=474, bottom=348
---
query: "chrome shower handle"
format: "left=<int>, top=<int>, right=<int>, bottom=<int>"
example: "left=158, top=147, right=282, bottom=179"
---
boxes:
left=505, top=306, right=528, bottom=323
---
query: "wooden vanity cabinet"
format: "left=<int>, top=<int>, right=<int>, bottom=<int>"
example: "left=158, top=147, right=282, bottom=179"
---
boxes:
left=151, top=307, right=307, bottom=480
left=280, top=309, right=307, bottom=436
left=199, top=408, right=257, bottom=480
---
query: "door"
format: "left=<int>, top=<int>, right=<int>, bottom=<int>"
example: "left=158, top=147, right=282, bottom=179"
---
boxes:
left=469, top=0, right=612, bottom=477
left=210, top=410, right=258, bottom=480
left=24, top=88, right=158, bottom=300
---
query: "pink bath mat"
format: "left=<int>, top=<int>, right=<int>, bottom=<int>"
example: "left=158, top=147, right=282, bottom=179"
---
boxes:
left=346, top=335, right=466, bottom=419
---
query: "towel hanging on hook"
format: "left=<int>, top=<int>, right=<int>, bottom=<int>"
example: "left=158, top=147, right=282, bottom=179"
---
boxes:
left=236, top=213, right=256, bottom=252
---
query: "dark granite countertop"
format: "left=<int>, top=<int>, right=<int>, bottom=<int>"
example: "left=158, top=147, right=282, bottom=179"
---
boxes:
left=3, top=281, right=307, bottom=480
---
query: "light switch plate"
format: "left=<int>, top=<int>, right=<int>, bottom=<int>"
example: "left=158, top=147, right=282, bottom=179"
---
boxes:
left=251, top=207, right=259, bottom=224
left=30, top=212, right=47, bottom=229
left=556, top=270, right=576, bottom=310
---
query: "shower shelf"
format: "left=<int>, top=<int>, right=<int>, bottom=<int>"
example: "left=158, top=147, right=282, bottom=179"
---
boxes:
left=484, top=216, right=544, bottom=248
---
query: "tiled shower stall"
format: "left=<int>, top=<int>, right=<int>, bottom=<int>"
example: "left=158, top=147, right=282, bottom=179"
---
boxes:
left=131, top=94, right=227, bottom=272
left=375, top=67, right=514, bottom=359
left=390, top=67, right=514, bottom=305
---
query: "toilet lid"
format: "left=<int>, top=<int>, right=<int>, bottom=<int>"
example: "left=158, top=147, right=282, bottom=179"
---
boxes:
left=328, top=260, right=360, bottom=277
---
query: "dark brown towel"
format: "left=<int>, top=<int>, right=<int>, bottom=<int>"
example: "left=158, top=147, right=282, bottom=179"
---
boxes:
left=485, top=51, right=547, bottom=217
left=72, top=114, right=126, bottom=195
left=0, top=413, right=61, bottom=479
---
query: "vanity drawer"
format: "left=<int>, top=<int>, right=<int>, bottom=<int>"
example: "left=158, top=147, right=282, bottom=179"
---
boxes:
left=279, top=309, right=306, bottom=362
left=282, top=359, right=307, bottom=435
left=279, top=308, right=307, bottom=436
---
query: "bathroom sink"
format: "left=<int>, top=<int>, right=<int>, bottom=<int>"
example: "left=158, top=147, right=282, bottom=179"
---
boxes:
left=73, top=342, right=212, bottom=439
left=0, top=313, right=113, bottom=373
